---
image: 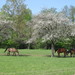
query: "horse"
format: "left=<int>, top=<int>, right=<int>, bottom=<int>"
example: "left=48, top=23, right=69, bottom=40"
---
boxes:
left=66, top=48, right=75, bottom=57
left=56, top=48, right=67, bottom=57
left=4, top=48, right=19, bottom=56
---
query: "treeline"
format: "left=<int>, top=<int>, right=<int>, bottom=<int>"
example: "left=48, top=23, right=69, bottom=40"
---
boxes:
left=0, top=0, right=75, bottom=51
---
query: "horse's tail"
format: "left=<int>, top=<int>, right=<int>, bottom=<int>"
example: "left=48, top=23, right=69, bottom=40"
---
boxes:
left=4, top=48, right=8, bottom=53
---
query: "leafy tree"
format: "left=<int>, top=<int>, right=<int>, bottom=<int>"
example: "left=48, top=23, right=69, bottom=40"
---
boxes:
left=27, top=10, right=72, bottom=57
left=62, top=5, right=70, bottom=17
left=62, top=5, right=75, bottom=22
left=69, top=6, right=75, bottom=22
left=1, top=0, right=32, bottom=44
left=41, top=8, right=57, bottom=13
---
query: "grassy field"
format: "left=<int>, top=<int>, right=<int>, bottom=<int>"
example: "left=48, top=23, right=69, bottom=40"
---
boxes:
left=0, top=49, right=75, bottom=75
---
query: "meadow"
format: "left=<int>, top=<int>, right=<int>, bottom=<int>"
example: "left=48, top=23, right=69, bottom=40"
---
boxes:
left=0, top=49, right=75, bottom=75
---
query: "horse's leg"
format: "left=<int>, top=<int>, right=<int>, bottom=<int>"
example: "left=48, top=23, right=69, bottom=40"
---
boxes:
left=70, top=53, right=72, bottom=57
left=14, top=52, right=16, bottom=56
left=74, top=52, right=75, bottom=56
left=71, top=52, right=75, bottom=57
left=73, top=51, right=75, bottom=57
left=72, top=53, right=74, bottom=57
left=58, top=53, right=60, bottom=57
left=12, top=52, right=14, bottom=56
left=74, top=52, right=75, bottom=57
left=71, top=51, right=75, bottom=57
left=13, top=52, right=14, bottom=55
left=17, top=51, right=19, bottom=56
left=13, top=52, right=16, bottom=56
left=7, top=51, right=10, bottom=56
left=64, top=52, right=66, bottom=57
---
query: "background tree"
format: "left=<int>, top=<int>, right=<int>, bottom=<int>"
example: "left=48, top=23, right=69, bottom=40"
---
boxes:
left=62, top=5, right=70, bottom=17
left=41, top=8, right=57, bottom=13
left=27, top=9, right=72, bottom=57
left=62, top=5, right=75, bottom=22
left=0, top=12, right=13, bottom=41
left=1, top=0, right=32, bottom=47
left=69, top=6, right=75, bottom=22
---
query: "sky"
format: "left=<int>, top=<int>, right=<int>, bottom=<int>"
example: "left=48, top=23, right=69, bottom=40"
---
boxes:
left=0, top=0, right=75, bottom=14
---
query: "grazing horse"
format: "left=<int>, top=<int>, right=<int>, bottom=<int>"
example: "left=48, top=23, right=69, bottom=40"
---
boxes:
left=67, top=48, right=75, bottom=57
left=4, top=48, right=19, bottom=56
left=56, top=48, right=66, bottom=57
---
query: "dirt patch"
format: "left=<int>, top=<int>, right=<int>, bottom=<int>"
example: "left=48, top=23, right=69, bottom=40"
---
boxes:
left=0, top=53, right=51, bottom=57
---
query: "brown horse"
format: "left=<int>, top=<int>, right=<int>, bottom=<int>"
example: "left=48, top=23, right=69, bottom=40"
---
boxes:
left=4, top=48, right=19, bottom=56
left=67, top=48, right=75, bottom=57
left=56, top=48, right=66, bottom=57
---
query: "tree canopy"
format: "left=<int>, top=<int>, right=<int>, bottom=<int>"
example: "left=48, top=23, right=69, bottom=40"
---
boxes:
left=27, top=9, right=73, bottom=56
left=0, top=0, right=32, bottom=45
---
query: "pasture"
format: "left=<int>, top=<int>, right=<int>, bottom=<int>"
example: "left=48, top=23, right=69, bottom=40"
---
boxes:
left=0, top=49, right=75, bottom=75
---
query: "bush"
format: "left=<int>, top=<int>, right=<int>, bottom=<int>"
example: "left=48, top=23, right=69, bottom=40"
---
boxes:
left=1, top=39, right=19, bottom=48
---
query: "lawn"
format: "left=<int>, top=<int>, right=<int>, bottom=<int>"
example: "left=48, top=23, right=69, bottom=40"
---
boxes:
left=0, top=49, right=75, bottom=75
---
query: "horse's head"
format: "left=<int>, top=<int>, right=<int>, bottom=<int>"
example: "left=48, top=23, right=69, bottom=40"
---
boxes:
left=55, top=50, right=57, bottom=53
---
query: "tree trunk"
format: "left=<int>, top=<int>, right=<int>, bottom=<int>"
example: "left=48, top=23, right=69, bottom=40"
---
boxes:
left=28, top=43, right=31, bottom=49
left=51, top=41, right=55, bottom=57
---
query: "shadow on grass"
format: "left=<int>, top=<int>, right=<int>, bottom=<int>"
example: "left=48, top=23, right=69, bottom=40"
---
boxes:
left=0, top=53, right=51, bottom=57
left=0, top=54, right=30, bottom=57
left=54, top=55, right=75, bottom=58
left=0, top=53, right=75, bottom=58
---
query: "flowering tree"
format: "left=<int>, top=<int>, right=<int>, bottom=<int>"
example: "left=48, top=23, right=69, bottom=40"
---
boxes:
left=0, top=14, right=14, bottom=41
left=27, top=11, right=73, bottom=57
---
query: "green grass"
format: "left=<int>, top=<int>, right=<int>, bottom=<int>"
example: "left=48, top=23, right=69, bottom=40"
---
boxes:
left=0, top=49, right=75, bottom=75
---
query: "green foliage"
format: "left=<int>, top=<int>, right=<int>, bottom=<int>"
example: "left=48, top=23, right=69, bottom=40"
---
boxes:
left=62, top=5, right=75, bottom=22
left=31, top=39, right=43, bottom=49
left=55, top=39, right=72, bottom=50
left=69, top=36, right=75, bottom=48
left=30, top=39, right=51, bottom=49
left=0, top=0, right=32, bottom=46
left=0, top=1, right=75, bottom=50
left=1, top=39, right=19, bottom=48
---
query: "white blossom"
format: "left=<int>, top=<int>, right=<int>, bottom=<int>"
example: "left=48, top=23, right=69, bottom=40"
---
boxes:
left=27, top=12, right=73, bottom=43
